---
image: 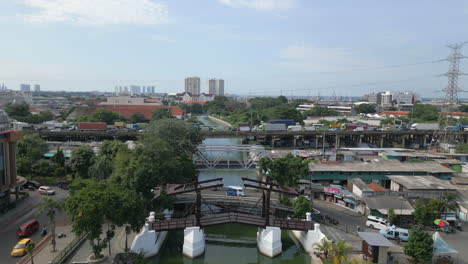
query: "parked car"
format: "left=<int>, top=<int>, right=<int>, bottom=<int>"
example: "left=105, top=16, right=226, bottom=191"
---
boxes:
left=24, top=181, right=41, bottom=190
left=57, top=181, right=70, bottom=190
left=365, top=215, right=389, bottom=230
left=10, top=238, right=33, bottom=257
left=38, top=186, right=55, bottom=195
left=16, top=220, right=39, bottom=237
left=380, top=227, right=410, bottom=242
left=226, top=186, right=245, bottom=196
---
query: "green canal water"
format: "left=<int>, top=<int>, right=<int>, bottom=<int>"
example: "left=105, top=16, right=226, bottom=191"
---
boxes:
left=149, top=116, right=311, bottom=264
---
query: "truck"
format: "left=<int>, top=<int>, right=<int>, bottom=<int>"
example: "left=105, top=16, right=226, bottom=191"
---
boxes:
left=452, top=123, right=468, bottom=132
left=270, top=120, right=296, bottom=127
left=410, top=123, right=440, bottom=130
left=77, top=122, right=107, bottom=131
left=344, top=123, right=368, bottom=131
left=237, top=122, right=251, bottom=132
left=126, top=124, right=139, bottom=130
left=287, top=125, right=303, bottom=131
left=114, top=122, right=126, bottom=128
left=262, top=123, right=287, bottom=131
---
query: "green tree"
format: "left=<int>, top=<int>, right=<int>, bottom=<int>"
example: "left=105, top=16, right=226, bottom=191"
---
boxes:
left=143, top=119, right=203, bottom=155
left=404, top=227, right=433, bottom=263
left=456, top=143, right=468, bottom=154
left=70, top=146, right=95, bottom=178
left=38, top=197, right=63, bottom=252
left=459, top=104, right=468, bottom=112
left=5, top=102, right=30, bottom=118
left=412, top=199, right=429, bottom=226
left=412, top=103, right=439, bottom=122
left=259, top=154, right=309, bottom=187
left=51, top=146, right=66, bottom=168
left=355, top=104, right=376, bottom=114
left=25, top=241, right=35, bottom=264
left=265, top=105, right=304, bottom=124
left=313, top=238, right=332, bottom=259
left=304, top=106, right=339, bottom=117
left=129, top=112, right=145, bottom=124
left=387, top=208, right=397, bottom=225
left=99, top=140, right=128, bottom=160
left=92, top=109, right=123, bottom=124
left=88, top=155, right=112, bottom=180
left=152, top=108, right=172, bottom=120
left=65, top=180, right=145, bottom=260
left=292, top=195, right=312, bottom=219
left=17, top=134, right=48, bottom=177
left=331, top=240, right=353, bottom=264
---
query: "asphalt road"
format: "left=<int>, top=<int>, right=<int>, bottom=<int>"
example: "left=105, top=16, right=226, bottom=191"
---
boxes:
left=313, top=199, right=367, bottom=230
left=0, top=188, right=69, bottom=264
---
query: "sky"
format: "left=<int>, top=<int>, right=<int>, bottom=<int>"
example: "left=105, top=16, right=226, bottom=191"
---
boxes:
left=1, top=0, right=468, bottom=97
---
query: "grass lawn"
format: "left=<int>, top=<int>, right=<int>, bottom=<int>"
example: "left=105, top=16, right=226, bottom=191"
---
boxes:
left=320, top=258, right=333, bottom=264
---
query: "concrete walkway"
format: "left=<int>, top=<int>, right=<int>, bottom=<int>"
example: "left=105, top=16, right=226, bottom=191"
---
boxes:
left=68, top=225, right=137, bottom=264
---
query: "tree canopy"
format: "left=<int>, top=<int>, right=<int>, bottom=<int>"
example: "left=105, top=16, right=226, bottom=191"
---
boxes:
left=129, top=112, right=145, bottom=124
left=355, top=104, right=376, bottom=114
left=404, top=226, right=433, bottom=263
left=292, top=195, right=311, bottom=218
left=151, top=108, right=172, bottom=120
left=70, top=146, right=95, bottom=178
left=17, top=133, right=48, bottom=176
left=259, top=154, right=309, bottom=187
left=411, top=103, right=439, bottom=122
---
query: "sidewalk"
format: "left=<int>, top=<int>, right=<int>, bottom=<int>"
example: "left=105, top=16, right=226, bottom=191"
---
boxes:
left=68, top=226, right=138, bottom=264
left=19, top=225, right=75, bottom=264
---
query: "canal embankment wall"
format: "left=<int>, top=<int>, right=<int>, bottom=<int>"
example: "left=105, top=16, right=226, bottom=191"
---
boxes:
left=208, top=115, right=233, bottom=128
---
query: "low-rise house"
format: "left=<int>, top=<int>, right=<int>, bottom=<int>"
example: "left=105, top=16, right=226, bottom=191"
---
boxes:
left=387, top=175, right=457, bottom=200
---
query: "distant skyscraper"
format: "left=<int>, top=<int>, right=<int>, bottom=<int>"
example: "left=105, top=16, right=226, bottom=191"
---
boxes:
left=20, top=84, right=31, bottom=92
left=33, top=84, right=40, bottom=92
left=207, top=79, right=224, bottom=96
left=185, top=77, right=200, bottom=95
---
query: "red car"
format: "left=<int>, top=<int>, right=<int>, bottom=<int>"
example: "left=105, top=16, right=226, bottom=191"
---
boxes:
left=16, top=220, right=39, bottom=237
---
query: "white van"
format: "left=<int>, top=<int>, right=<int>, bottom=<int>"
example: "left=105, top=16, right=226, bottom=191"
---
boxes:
left=226, top=186, right=245, bottom=197
left=366, top=216, right=389, bottom=230
left=380, top=227, right=410, bottom=242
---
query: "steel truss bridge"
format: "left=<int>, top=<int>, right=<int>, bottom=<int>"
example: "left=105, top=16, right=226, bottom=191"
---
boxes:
left=194, top=144, right=270, bottom=169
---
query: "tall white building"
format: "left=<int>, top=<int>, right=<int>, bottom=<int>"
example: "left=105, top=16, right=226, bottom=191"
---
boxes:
left=392, top=91, right=415, bottom=105
left=33, top=84, right=40, bottom=92
left=20, top=84, right=30, bottom=92
left=380, top=91, right=393, bottom=107
left=207, top=79, right=224, bottom=96
left=185, top=77, right=200, bottom=95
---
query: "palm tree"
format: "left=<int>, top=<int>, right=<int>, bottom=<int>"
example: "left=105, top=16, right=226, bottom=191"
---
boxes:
left=25, top=241, right=35, bottom=264
left=313, top=238, right=332, bottom=259
left=331, top=240, right=353, bottom=264
left=38, top=197, right=63, bottom=252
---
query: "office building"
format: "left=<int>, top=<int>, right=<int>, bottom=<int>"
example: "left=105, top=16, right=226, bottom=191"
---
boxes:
left=392, top=92, right=416, bottom=105
left=380, top=91, right=393, bottom=107
left=0, top=110, right=23, bottom=212
left=33, top=84, right=40, bottom=92
left=20, top=84, right=30, bottom=92
left=207, top=79, right=224, bottom=96
left=185, top=77, right=200, bottom=96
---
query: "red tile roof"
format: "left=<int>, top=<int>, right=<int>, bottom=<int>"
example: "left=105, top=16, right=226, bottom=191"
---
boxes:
left=183, top=100, right=207, bottom=105
left=379, top=111, right=409, bottom=117
left=28, top=108, right=41, bottom=113
left=94, top=105, right=183, bottom=120
left=368, top=183, right=386, bottom=192
left=78, top=122, right=107, bottom=130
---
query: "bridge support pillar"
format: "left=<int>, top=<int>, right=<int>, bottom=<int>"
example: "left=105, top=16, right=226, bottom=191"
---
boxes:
left=257, top=226, right=282, bottom=257
left=291, top=213, right=327, bottom=254
left=183, top=227, right=205, bottom=258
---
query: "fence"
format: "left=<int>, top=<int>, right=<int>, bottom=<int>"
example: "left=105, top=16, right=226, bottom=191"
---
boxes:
left=49, top=232, right=89, bottom=264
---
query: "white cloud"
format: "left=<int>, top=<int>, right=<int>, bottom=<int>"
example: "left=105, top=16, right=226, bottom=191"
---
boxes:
left=18, top=0, right=169, bottom=25
left=218, top=0, right=295, bottom=10
left=276, top=44, right=381, bottom=72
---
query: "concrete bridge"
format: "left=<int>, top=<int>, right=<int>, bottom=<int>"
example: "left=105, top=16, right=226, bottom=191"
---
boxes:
left=194, top=144, right=269, bottom=169
left=38, top=130, right=468, bottom=149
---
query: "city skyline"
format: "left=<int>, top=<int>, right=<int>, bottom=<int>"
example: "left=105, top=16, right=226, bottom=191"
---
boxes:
left=1, top=0, right=468, bottom=97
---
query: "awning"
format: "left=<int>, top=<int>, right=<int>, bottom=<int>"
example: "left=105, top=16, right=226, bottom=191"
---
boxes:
left=344, top=198, right=355, bottom=204
left=335, top=195, right=343, bottom=199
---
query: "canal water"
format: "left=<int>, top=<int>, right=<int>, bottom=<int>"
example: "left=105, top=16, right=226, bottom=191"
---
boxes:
left=150, top=116, right=311, bottom=264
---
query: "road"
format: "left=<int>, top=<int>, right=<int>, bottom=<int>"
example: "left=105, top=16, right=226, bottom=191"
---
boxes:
left=0, top=188, right=69, bottom=264
left=313, top=199, right=367, bottom=231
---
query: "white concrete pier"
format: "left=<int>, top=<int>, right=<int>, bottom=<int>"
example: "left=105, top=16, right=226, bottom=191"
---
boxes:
left=183, top=226, right=205, bottom=258
left=291, top=213, right=327, bottom=254
left=257, top=226, right=282, bottom=257
left=131, top=211, right=169, bottom=258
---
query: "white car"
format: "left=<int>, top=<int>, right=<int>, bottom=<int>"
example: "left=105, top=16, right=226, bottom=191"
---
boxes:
left=38, top=186, right=55, bottom=195
left=366, top=215, right=389, bottom=230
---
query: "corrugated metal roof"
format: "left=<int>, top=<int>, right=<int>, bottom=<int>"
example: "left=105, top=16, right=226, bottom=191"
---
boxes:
left=358, top=232, right=394, bottom=247
left=387, top=175, right=457, bottom=190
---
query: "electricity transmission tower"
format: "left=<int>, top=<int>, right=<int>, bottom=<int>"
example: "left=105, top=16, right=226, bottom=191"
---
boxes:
left=431, top=42, right=467, bottom=150
left=442, top=42, right=467, bottom=111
